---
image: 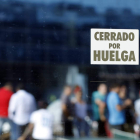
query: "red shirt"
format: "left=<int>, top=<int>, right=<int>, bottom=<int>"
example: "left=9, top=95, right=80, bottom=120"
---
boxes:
left=0, top=87, right=13, bottom=117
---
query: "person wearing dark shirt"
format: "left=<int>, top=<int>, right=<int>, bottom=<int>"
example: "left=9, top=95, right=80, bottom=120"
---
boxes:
left=0, top=82, right=13, bottom=134
left=119, top=85, right=133, bottom=132
left=61, top=85, right=73, bottom=137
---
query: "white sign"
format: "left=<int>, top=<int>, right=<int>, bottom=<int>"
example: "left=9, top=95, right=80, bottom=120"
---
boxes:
left=90, top=29, right=139, bottom=65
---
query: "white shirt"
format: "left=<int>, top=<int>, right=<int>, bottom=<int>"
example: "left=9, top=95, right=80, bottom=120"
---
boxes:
left=8, top=90, right=36, bottom=125
left=134, top=99, right=140, bottom=125
left=30, top=109, right=53, bottom=140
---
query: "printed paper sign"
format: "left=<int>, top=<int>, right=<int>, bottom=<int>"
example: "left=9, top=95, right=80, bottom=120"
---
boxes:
left=90, top=29, right=139, bottom=65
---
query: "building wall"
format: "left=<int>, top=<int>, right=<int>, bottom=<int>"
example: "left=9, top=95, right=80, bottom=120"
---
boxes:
left=11, top=0, right=140, bottom=14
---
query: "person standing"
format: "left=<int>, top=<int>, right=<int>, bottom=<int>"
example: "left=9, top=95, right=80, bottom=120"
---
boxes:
left=8, top=83, right=36, bottom=140
left=18, top=101, right=53, bottom=140
left=0, top=82, right=13, bottom=135
left=107, top=82, right=131, bottom=131
left=119, top=85, right=133, bottom=132
left=61, top=85, right=74, bottom=137
left=134, top=91, right=140, bottom=127
left=92, top=83, right=107, bottom=136
left=74, top=86, right=89, bottom=137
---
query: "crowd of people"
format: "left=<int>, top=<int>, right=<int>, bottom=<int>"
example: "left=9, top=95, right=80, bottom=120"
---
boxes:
left=0, top=82, right=53, bottom=140
left=61, top=83, right=140, bottom=138
left=0, top=82, right=140, bottom=140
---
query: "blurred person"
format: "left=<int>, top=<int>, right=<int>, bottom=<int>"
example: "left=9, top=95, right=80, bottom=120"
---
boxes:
left=74, top=86, right=89, bottom=137
left=0, top=82, right=13, bottom=135
left=134, top=91, right=140, bottom=127
left=18, top=101, right=53, bottom=140
left=61, top=85, right=74, bottom=137
left=92, top=83, right=107, bottom=136
left=107, top=82, right=131, bottom=131
left=134, top=91, right=140, bottom=137
left=8, top=83, right=36, bottom=140
left=119, top=85, right=133, bottom=132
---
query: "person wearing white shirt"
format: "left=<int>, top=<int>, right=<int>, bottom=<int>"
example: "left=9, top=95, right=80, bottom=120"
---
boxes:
left=8, top=83, right=36, bottom=140
left=18, top=101, right=53, bottom=140
left=134, top=92, right=140, bottom=125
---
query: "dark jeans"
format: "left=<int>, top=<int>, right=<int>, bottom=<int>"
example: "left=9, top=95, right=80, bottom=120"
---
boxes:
left=63, top=119, right=73, bottom=137
left=97, top=119, right=107, bottom=137
left=11, top=121, right=28, bottom=140
left=109, top=124, right=124, bottom=131
left=75, top=118, right=89, bottom=137
left=0, top=117, right=11, bottom=135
